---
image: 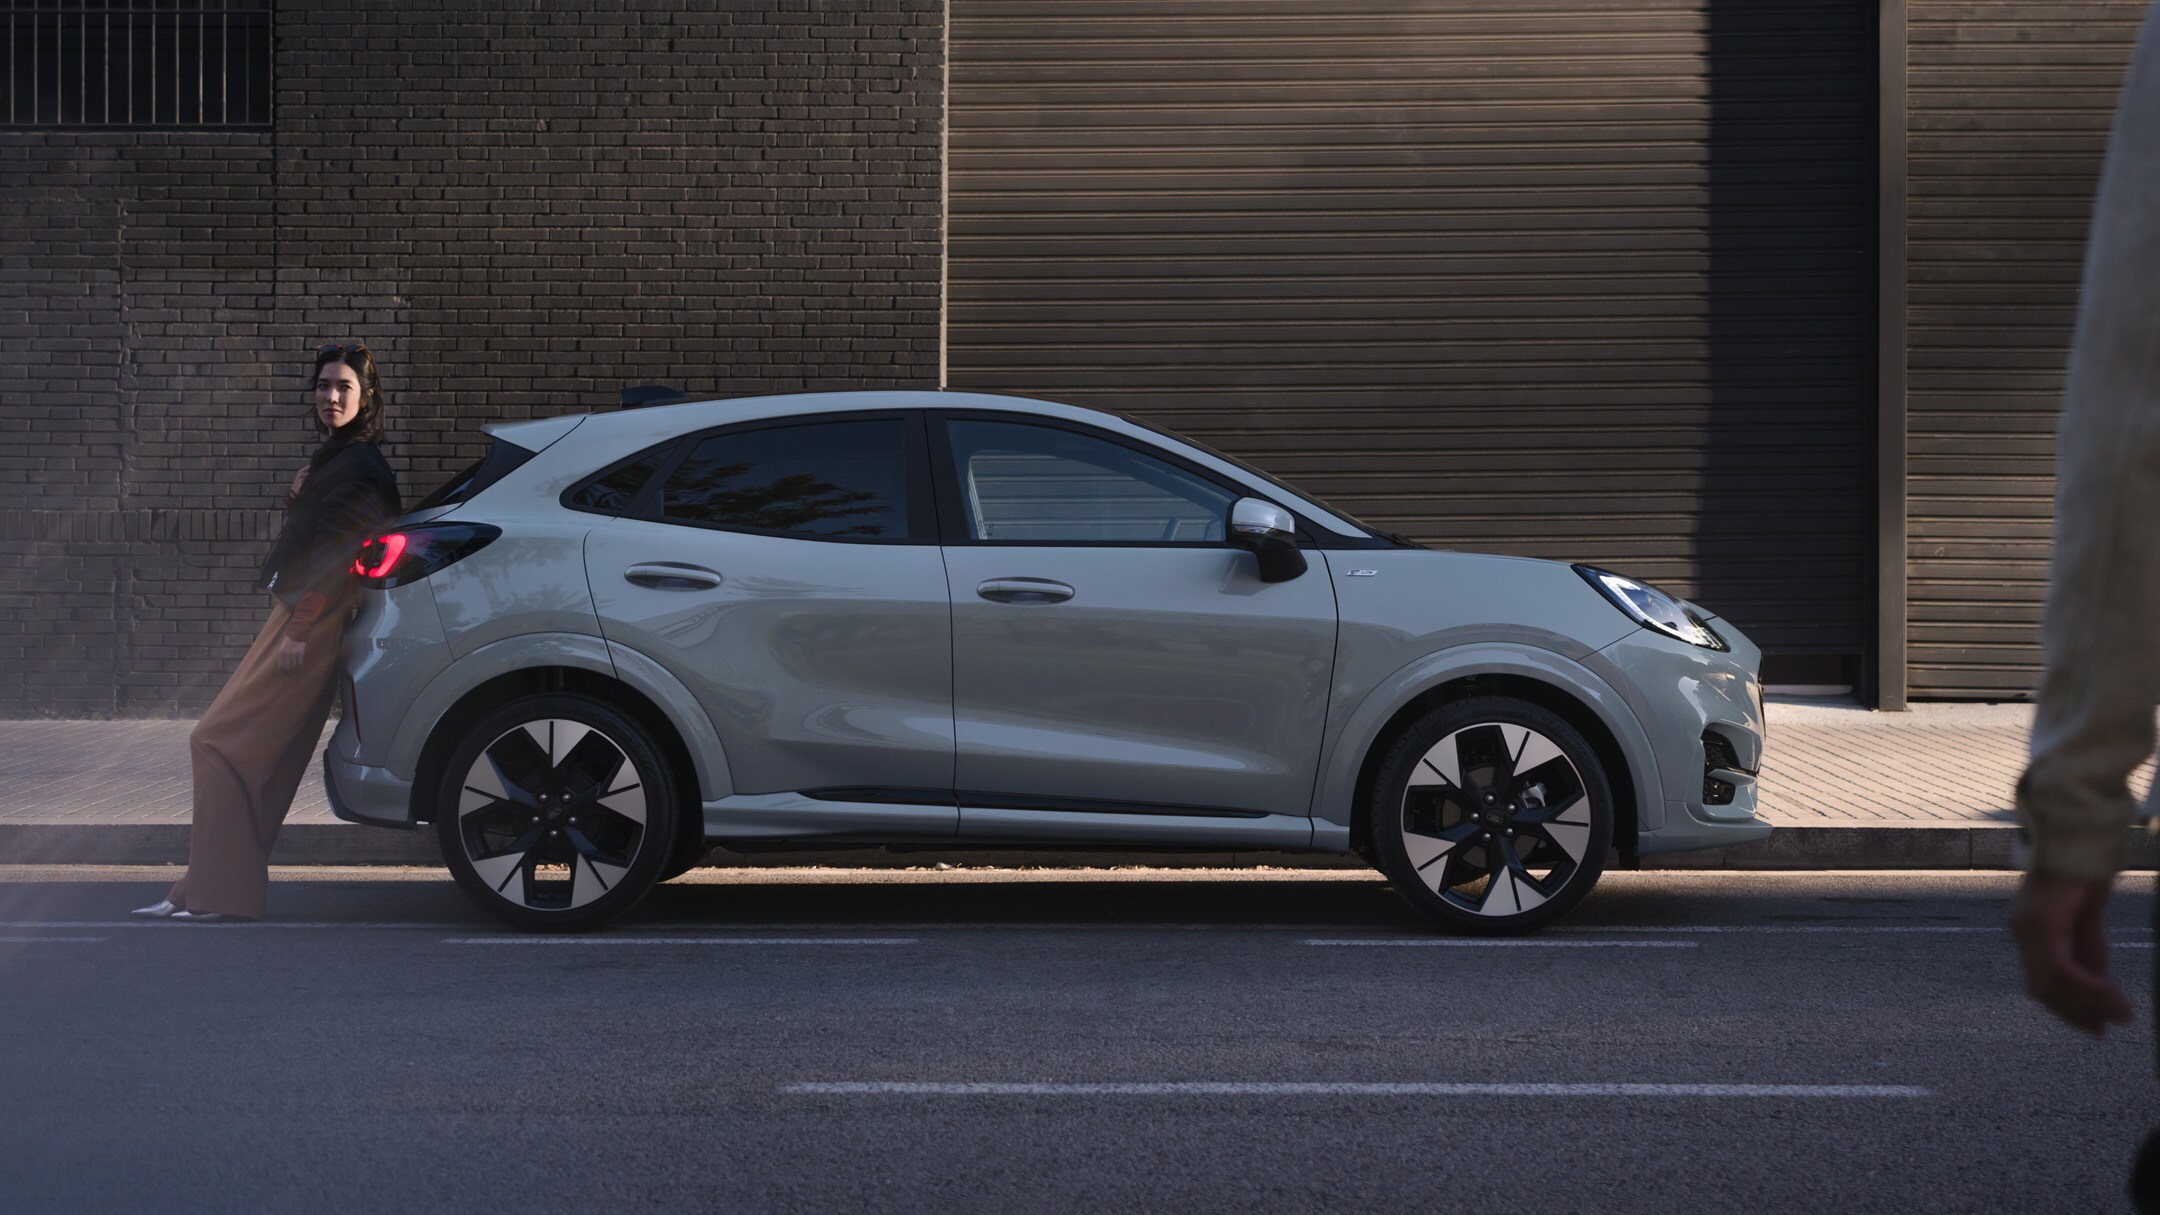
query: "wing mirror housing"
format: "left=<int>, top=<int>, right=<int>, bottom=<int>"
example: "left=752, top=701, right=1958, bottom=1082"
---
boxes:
left=1228, top=498, right=1308, bottom=583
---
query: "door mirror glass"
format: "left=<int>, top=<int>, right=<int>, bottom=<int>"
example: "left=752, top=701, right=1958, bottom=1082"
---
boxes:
left=1227, top=497, right=1307, bottom=583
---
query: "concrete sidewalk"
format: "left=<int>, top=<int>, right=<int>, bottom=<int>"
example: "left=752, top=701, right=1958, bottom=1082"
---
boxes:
left=1, top=699, right=2152, bottom=869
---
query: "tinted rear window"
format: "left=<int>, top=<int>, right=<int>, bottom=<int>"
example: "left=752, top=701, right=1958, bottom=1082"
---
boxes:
left=660, top=419, right=908, bottom=540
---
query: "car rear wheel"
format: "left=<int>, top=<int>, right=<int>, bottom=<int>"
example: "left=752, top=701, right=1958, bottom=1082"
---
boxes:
left=436, top=694, right=677, bottom=931
left=1370, top=696, right=1613, bottom=934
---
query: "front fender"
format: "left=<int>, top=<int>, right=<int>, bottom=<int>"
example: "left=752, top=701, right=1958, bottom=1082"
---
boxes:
left=1312, top=641, right=1663, bottom=847
left=384, top=631, right=732, bottom=801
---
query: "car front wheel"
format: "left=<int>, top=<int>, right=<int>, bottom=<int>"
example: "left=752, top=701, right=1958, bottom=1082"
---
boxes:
left=436, top=694, right=677, bottom=931
left=1370, top=696, right=1613, bottom=934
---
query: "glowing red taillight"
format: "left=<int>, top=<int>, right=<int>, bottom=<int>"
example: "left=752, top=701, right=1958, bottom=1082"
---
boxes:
left=353, top=532, right=409, bottom=578
left=351, top=523, right=501, bottom=589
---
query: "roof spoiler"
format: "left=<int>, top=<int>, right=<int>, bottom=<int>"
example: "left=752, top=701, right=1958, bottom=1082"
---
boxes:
left=619, top=384, right=687, bottom=409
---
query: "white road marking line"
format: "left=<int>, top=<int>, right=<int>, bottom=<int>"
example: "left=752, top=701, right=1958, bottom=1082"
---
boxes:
left=440, top=937, right=919, bottom=946
left=1305, top=939, right=1697, bottom=948
left=1571, top=925, right=2155, bottom=935
left=2118, top=942, right=2156, bottom=949
left=0, top=921, right=452, bottom=930
left=782, top=1082, right=1931, bottom=1098
left=0, top=935, right=106, bottom=942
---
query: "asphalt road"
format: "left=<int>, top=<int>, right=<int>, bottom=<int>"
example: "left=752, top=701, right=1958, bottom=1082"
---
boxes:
left=0, top=867, right=2154, bottom=1214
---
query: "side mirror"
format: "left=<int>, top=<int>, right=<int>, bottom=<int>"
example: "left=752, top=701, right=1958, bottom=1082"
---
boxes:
left=1227, top=498, right=1308, bottom=583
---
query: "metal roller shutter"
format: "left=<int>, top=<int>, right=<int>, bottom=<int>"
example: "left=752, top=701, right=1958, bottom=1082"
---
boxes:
left=948, top=0, right=1877, bottom=673
left=1905, top=1, right=2143, bottom=699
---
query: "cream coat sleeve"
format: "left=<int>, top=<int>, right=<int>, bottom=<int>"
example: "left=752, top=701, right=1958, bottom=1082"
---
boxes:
left=2016, top=1, right=2160, bottom=882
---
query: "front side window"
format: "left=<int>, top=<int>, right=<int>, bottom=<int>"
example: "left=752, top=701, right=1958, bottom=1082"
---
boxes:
left=947, top=419, right=1234, bottom=543
left=660, top=418, right=910, bottom=541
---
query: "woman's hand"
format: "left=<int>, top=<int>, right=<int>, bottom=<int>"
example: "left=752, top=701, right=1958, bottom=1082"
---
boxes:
left=287, top=464, right=310, bottom=503
left=276, top=637, right=307, bottom=673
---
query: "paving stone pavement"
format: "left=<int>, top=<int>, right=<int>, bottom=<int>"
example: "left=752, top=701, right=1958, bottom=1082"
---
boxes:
left=1, top=698, right=2138, bottom=829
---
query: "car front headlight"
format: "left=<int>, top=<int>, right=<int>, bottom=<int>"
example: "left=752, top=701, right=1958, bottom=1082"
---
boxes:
left=1574, top=565, right=1728, bottom=651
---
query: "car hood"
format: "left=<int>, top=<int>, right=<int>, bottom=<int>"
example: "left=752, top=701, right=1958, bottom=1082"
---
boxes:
left=1324, top=547, right=1639, bottom=660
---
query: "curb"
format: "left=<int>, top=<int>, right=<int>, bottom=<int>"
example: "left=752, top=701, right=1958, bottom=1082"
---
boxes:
left=3, top=822, right=2154, bottom=871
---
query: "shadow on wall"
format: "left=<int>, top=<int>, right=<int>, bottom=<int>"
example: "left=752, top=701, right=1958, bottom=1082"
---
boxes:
left=1694, top=0, right=1876, bottom=692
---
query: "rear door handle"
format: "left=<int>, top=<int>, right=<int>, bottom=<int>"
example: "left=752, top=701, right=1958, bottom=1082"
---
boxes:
left=625, top=562, right=722, bottom=591
left=976, top=577, right=1074, bottom=604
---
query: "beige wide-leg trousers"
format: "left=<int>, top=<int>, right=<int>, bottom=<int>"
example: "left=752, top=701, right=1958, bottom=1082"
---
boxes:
left=165, top=599, right=343, bottom=918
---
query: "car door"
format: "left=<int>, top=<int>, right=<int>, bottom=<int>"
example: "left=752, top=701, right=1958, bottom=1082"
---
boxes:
left=933, top=413, right=1337, bottom=846
left=581, top=411, right=956, bottom=836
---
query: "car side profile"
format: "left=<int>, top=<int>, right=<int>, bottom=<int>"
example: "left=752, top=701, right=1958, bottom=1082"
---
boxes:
left=323, top=390, right=1770, bottom=931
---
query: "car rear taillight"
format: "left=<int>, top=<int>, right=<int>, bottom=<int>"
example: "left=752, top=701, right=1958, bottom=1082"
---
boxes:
left=352, top=523, right=501, bottom=589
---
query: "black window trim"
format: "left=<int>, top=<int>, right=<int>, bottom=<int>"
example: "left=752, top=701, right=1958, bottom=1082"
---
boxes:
left=928, top=409, right=1338, bottom=550
left=562, top=410, right=936, bottom=546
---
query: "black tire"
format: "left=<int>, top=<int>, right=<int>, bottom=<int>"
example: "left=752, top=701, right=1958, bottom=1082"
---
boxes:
left=1369, top=695, right=1613, bottom=934
left=659, top=845, right=712, bottom=883
left=435, top=694, right=678, bottom=931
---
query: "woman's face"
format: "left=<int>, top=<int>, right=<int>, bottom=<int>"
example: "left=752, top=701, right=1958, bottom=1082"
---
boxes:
left=315, top=360, right=364, bottom=432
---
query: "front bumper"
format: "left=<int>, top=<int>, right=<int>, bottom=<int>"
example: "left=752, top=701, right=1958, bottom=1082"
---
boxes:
left=323, top=745, right=418, bottom=829
left=1596, top=617, right=1773, bottom=855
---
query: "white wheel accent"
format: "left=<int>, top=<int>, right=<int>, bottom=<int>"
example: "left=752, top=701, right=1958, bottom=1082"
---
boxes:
left=598, top=780, right=647, bottom=825
left=1492, top=867, right=1549, bottom=914
left=1498, top=724, right=1530, bottom=765
left=471, top=850, right=525, bottom=894
left=1544, top=819, right=1592, bottom=863
left=1403, top=832, right=1456, bottom=871
left=549, top=721, right=592, bottom=765
left=520, top=719, right=594, bottom=766
left=459, top=756, right=511, bottom=817
left=1514, top=731, right=1566, bottom=776
left=1417, top=748, right=1460, bottom=789
left=572, top=856, right=623, bottom=907
left=1483, top=868, right=1524, bottom=916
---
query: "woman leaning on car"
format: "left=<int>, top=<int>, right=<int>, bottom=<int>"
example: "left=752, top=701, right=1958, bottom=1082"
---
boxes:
left=133, top=344, right=402, bottom=922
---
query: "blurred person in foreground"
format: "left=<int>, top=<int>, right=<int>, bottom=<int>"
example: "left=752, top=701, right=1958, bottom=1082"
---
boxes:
left=2011, top=3, right=2160, bottom=1209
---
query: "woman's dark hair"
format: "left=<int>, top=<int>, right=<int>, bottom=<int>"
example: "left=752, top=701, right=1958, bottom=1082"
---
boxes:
left=309, top=345, right=388, bottom=466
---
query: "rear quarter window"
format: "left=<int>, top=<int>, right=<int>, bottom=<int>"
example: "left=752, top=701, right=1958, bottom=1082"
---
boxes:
left=565, top=445, right=674, bottom=515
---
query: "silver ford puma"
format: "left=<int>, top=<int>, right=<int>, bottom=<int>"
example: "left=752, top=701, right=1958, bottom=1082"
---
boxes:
left=325, top=391, right=1770, bottom=931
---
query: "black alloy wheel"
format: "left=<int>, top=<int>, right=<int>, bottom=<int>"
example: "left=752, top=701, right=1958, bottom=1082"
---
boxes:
left=1370, top=696, right=1614, bottom=934
left=436, top=694, right=678, bottom=931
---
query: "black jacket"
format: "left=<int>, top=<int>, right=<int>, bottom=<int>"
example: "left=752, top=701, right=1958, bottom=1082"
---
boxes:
left=259, top=441, right=402, bottom=613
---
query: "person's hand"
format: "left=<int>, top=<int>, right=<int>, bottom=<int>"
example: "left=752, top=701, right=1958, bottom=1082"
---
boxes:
left=287, top=464, right=310, bottom=503
left=276, top=637, right=307, bottom=673
left=2010, top=872, right=2134, bottom=1036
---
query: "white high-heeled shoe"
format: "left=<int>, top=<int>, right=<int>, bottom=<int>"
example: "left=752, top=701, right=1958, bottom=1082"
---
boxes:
left=130, top=899, right=179, bottom=918
left=169, top=910, right=234, bottom=922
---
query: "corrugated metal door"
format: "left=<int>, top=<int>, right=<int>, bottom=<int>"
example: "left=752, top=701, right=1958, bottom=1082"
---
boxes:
left=1905, top=2, right=2143, bottom=699
left=948, top=0, right=1877, bottom=674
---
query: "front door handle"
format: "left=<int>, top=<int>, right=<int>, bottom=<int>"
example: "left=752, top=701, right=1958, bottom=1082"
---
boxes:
left=625, top=562, right=722, bottom=591
left=977, top=577, right=1074, bottom=605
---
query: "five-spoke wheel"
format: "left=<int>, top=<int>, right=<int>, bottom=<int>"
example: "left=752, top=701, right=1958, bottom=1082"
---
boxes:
left=1371, top=696, right=1613, bottom=933
left=436, top=695, right=679, bottom=930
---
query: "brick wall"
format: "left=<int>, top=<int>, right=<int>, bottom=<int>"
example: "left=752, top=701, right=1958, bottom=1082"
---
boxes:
left=0, top=0, right=945, bottom=716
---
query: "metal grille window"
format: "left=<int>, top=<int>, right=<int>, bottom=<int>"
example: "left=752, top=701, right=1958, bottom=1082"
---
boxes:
left=4, top=1, right=270, bottom=127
